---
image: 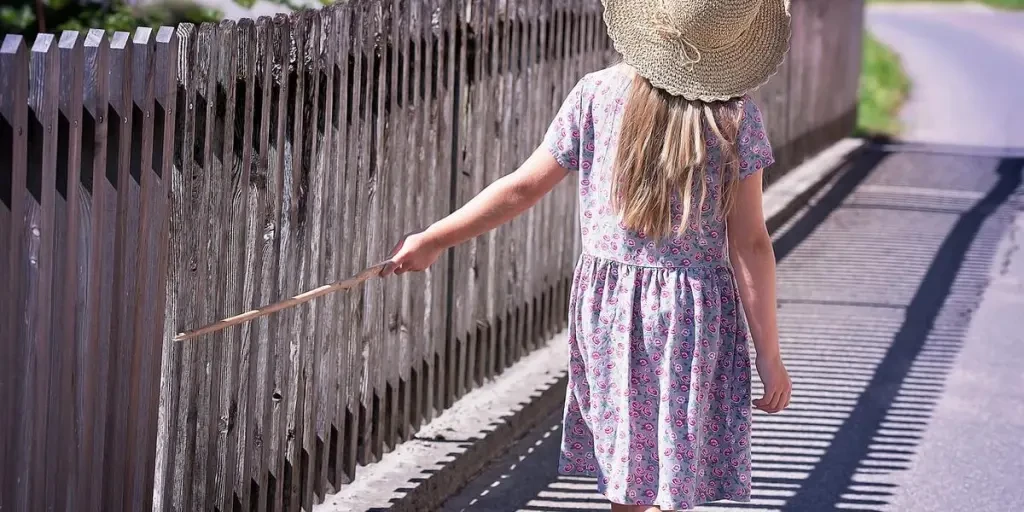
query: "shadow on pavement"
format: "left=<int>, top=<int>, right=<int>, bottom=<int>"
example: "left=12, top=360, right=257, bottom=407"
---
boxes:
left=438, top=144, right=1024, bottom=512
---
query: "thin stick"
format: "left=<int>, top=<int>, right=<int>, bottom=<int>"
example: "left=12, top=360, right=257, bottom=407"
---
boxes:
left=173, top=260, right=392, bottom=342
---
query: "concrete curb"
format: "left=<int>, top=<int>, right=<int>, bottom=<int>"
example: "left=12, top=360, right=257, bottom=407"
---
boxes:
left=315, top=137, right=867, bottom=512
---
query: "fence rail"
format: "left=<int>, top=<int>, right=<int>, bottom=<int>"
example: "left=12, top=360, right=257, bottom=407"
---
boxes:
left=0, top=0, right=865, bottom=511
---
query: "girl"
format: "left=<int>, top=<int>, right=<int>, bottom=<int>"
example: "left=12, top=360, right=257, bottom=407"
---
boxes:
left=383, top=0, right=792, bottom=509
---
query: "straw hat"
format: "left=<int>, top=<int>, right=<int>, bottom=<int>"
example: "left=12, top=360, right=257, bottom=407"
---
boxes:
left=602, top=0, right=792, bottom=102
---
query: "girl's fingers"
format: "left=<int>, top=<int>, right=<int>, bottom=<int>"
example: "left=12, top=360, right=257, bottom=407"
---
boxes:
left=757, top=389, right=782, bottom=413
left=770, top=393, right=783, bottom=412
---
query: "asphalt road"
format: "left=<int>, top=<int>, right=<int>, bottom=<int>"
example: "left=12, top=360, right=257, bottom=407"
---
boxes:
left=440, top=5, right=1024, bottom=512
left=867, top=3, right=1024, bottom=148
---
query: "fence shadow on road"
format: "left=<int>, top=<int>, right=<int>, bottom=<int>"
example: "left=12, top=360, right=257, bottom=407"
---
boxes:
left=439, top=145, right=1024, bottom=512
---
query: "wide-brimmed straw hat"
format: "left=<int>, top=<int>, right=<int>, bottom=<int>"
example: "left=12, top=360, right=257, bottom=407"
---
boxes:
left=602, top=0, right=792, bottom=102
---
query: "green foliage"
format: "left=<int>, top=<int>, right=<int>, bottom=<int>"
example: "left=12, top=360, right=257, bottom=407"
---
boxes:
left=856, top=33, right=912, bottom=137
left=1, top=0, right=222, bottom=40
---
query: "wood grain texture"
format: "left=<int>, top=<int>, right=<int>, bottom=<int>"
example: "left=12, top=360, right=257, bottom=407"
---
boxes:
left=0, top=34, right=29, bottom=512
left=147, top=26, right=178, bottom=512
left=25, top=33, right=60, bottom=511
left=52, top=30, right=84, bottom=512
left=226, top=18, right=256, bottom=511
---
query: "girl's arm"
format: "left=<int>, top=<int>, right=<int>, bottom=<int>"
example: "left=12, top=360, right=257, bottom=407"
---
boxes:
left=427, top=147, right=569, bottom=248
left=383, top=146, right=570, bottom=274
left=727, top=169, right=791, bottom=413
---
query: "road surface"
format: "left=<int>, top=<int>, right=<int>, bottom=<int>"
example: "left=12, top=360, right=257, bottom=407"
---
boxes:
left=440, top=4, right=1024, bottom=511
left=868, top=3, right=1024, bottom=149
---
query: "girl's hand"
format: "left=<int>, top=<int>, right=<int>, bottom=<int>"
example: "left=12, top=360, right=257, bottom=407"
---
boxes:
left=753, top=354, right=791, bottom=414
left=381, top=232, right=443, bottom=276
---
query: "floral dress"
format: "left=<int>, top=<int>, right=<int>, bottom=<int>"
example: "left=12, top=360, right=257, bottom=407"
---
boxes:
left=543, top=65, right=775, bottom=510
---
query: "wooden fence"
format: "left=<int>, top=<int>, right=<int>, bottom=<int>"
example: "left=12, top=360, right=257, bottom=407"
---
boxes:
left=0, top=0, right=864, bottom=511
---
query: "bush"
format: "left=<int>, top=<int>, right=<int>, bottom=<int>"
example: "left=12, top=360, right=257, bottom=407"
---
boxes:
left=1, top=0, right=222, bottom=40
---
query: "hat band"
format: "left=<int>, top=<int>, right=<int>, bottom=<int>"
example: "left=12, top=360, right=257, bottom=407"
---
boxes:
left=652, top=12, right=703, bottom=70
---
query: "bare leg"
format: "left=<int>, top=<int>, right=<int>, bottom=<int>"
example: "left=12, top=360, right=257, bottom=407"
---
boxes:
left=610, top=504, right=662, bottom=512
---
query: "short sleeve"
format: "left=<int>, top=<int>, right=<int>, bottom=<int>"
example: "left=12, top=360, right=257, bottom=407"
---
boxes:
left=737, top=98, right=775, bottom=179
left=543, top=79, right=585, bottom=171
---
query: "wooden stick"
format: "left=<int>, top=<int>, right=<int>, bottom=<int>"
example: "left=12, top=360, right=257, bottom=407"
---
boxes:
left=173, top=260, right=392, bottom=342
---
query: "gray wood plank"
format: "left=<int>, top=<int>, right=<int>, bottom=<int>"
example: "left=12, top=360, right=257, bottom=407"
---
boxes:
left=381, top=0, right=403, bottom=452
left=0, top=34, right=29, bottom=512
left=51, top=30, right=84, bottom=512
left=325, top=1, right=359, bottom=487
left=394, top=0, right=415, bottom=444
left=341, top=0, right=367, bottom=481
left=315, top=5, right=342, bottom=496
left=147, top=26, right=178, bottom=512
left=507, top=1, right=525, bottom=365
left=205, top=19, right=239, bottom=512
left=490, top=1, right=510, bottom=375
left=185, top=22, right=219, bottom=511
left=368, top=0, right=389, bottom=463
left=157, top=23, right=196, bottom=512
left=449, top=0, right=470, bottom=402
left=293, top=9, right=325, bottom=509
left=458, top=0, right=480, bottom=395
left=24, top=32, right=59, bottom=510
left=278, top=10, right=307, bottom=511
left=242, top=16, right=281, bottom=512
left=421, top=0, right=441, bottom=426
left=267, top=13, right=294, bottom=512
left=122, top=27, right=156, bottom=512
left=354, top=0, right=382, bottom=466
left=76, top=29, right=116, bottom=512
left=439, top=0, right=460, bottom=412
left=226, top=17, right=257, bottom=512
left=73, top=28, right=103, bottom=512
left=477, top=0, right=498, bottom=385
left=102, top=29, right=137, bottom=512
left=406, top=0, right=429, bottom=433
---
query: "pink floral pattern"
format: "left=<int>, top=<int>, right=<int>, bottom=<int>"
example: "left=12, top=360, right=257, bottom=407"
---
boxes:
left=543, top=66, right=775, bottom=509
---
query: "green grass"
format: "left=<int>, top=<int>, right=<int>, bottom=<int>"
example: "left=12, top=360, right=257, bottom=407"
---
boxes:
left=868, top=0, right=1024, bottom=9
left=856, top=33, right=911, bottom=137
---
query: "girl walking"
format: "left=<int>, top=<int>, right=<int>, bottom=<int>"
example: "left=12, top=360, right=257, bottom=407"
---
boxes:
left=383, top=0, right=793, bottom=509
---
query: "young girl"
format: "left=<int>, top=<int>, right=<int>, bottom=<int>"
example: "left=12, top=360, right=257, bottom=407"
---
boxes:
left=383, top=0, right=792, bottom=509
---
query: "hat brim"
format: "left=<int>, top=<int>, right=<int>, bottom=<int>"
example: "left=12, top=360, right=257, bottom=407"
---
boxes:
left=602, top=0, right=792, bottom=102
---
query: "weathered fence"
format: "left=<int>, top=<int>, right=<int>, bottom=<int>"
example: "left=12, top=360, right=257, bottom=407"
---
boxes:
left=0, top=0, right=864, bottom=511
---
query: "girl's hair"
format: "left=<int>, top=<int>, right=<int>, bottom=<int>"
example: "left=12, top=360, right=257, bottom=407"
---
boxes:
left=612, top=73, right=745, bottom=239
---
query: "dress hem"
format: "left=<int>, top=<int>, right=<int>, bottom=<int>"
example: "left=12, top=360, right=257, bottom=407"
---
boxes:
left=555, top=465, right=753, bottom=511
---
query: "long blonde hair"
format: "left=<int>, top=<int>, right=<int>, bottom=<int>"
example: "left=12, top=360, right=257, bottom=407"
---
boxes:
left=612, top=73, right=744, bottom=239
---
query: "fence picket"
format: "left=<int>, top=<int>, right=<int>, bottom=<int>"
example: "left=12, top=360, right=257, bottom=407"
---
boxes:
left=51, top=30, right=84, bottom=512
left=0, top=34, right=29, bottom=512
left=317, top=5, right=343, bottom=495
left=24, top=33, right=60, bottom=511
left=147, top=27, right=178, bottom=511
left=122, top=27, right=158, bottom=511
left=267, top=14, right=293, bottom=511
left=105, top=29, right=138, bottom=512
left=341, top=0, right=368, bottom=481
left=243, top=16, right=280, bottom=511
left=206, top=19, right=238, bottom=512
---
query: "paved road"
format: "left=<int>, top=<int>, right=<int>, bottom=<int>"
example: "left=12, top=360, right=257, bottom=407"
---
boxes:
left=867, top=3, right=1024, bottom=148
left=441, top=5, right=1024, bottom=512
